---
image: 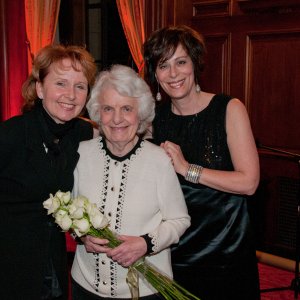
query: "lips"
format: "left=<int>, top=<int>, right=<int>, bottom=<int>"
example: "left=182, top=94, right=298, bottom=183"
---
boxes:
left=111, top=126, right=127, bottom=131
left=168, top=79, right=185, bottom=89
left=59, top=102, right=76, bottom=110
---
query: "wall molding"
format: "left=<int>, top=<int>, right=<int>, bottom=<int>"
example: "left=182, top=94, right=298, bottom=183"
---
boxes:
left=238, top=0, right=300, bottom=14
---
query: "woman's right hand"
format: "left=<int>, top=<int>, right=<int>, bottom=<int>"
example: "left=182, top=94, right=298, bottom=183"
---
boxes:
left=160, top=141, right=189, bottom=177
left=81, top=235, right=110, bottom=253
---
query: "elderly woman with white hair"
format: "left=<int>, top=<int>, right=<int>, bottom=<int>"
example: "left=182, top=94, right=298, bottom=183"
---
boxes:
left=71, top=64, right=190, bottom=300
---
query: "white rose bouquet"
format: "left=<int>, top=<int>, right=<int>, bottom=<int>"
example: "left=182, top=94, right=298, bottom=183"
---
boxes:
left=43, top=191, right=201, bottom=300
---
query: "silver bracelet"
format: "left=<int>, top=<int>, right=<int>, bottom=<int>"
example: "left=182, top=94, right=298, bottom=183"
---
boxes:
left=185, top=164, right=203, bottom=183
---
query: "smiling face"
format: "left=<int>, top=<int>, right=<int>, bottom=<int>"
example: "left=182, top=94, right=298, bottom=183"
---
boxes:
left=155, top=44, right=196, bottom=102
left=99, top=87, right=140, bottom=156
left=36, top=58, right=89, bottom=124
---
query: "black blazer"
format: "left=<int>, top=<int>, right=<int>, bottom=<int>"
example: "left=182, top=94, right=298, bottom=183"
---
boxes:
left=0, top=108, right=93, bottom=300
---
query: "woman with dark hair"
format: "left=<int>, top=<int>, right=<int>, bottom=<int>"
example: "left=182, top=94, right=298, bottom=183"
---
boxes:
left=0, top=44, right=97, bottom=300
left=144, top=25, right=261, bottom=300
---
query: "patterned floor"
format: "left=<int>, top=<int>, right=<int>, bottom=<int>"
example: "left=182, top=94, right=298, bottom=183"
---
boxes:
left=259, top=263, right=298, bottom=300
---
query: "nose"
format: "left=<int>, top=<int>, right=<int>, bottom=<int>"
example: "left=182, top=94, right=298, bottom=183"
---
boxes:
left=64, top=86, right=75, bottom=100
left=169, top=65, right=178, bottom=78
left=113, top=109, right=124, bottom=124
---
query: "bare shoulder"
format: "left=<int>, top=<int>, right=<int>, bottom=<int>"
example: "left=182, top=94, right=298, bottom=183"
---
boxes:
left=227, top=97, right=248, bottom=116
left=226, top=97, right=253, bottom=134
left=228, top=97, right=243, bottom=105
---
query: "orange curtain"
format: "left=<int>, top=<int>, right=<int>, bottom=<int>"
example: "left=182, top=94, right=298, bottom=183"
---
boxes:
left=116, top=0, right=145, bottom=75
left=24, top=0, right=60, bottom=73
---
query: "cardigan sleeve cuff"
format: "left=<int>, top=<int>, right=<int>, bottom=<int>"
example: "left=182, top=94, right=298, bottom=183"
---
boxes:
left=70, top=231, right=83, bottom=244
left=140, top=234, right=154, bottom=255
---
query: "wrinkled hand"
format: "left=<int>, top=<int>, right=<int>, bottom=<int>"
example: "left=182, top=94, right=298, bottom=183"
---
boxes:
left=106, top=235, right=147, bottom=268
left=160, top=141, right=189, bottom=177
left=81, top=235, right=110, bottom=253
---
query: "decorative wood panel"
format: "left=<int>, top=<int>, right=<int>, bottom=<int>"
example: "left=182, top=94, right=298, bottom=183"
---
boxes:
left=193, top=0, right=231, bottom=18
left=238, top=0, right=300, bottom=14
left=200, top=34, right=231, bottom=94
left=144, top=0, right=193, bottom=37
left=246, top=31, right=300, bottom=151
left=144, top=0, right=167, bottom=37
left=251, top=151, right=300, bottom=259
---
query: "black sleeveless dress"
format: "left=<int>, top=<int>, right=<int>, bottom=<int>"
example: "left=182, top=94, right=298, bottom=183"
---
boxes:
left=152, top=94, right=260, bottom=300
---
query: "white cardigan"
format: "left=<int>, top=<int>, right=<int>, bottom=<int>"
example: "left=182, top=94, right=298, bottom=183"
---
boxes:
left=71, top=137, right=190, bottom=298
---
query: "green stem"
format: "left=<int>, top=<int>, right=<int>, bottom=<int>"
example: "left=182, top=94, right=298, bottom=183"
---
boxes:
left=88, top=226, right=121, bottom=248
left=134, top=261, right=201, bottom=300
left=86, top=227, right=201, bottom=300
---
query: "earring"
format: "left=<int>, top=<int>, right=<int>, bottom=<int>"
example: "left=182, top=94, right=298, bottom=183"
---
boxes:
left=156, top=85, right=162, bottom=101
left=156, top=92, right=162, bottom=101
left=196, top=84, right=201, bottom=93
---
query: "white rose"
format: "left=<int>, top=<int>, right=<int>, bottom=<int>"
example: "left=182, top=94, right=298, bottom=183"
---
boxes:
left=70, top=207, right=85, bottom=219
left=73, top=218, right=90, bottom=237
left=72, top=196, right=87, bottom=208
left=90, top=213, right=108, bottom=229
left=55, top=191, right=64, bottom=202
left=43, top=195, right=54, bottom=210
left=60, top=191, right=71, bottom=204
left=50, top=197, right=61, bottom=214
left=43, top=195, right=60, bottom=215
left=85, top=202, right=93, bottom=214
left=68, top=203, right=77, bottom=215
left=54, top=209, right=67, bottom=223
left=59, top=214, right=73, bottom=231
left=87, top=203, right=99, bottom=216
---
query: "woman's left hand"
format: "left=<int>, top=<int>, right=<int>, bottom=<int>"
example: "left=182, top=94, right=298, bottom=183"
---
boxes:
left=160, top=141, right=189, bottom=177
left=106, top=235, right=147, bottom=267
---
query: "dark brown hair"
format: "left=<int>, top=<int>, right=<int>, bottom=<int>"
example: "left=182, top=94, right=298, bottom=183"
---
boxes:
left=143, top=25, right=206, bottom=85
left=22, top=44, right=97, bottom=112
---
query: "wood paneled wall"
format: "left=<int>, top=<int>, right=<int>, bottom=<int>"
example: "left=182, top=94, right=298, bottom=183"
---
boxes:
left=144, top=0, right=300, bottom=259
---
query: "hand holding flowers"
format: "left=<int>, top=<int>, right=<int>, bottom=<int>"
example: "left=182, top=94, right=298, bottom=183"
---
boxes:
left=43, top=191, right=201, bottom=300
